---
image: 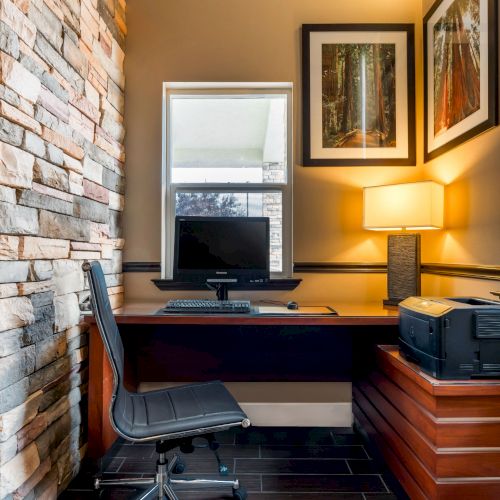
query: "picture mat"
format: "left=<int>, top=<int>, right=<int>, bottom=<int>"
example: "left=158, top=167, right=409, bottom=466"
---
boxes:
left=309, top=31, right=408, bottom=160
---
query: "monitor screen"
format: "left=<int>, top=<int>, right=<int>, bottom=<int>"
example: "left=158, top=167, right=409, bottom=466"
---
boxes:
left=173, top=216, right=270, bottom=283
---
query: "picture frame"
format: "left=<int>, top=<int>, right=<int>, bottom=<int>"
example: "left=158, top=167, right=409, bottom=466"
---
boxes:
left=302, top=24, right=415, bottom=166
left=424, top=0, right=498, bottom=162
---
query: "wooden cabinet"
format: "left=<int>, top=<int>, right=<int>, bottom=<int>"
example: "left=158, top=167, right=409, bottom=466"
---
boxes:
left=354, top=345, right=500, bottom=499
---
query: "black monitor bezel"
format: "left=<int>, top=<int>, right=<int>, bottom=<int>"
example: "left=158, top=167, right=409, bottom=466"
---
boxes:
left=173, top=215, right=270, bottom=283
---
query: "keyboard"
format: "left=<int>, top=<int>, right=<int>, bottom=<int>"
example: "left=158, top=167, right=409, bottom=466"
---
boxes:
left=163, top=299, right=252, bottom=314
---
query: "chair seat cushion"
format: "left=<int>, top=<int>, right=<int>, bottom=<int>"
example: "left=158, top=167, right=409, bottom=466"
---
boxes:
left=113, top=381, right=247, bottom=441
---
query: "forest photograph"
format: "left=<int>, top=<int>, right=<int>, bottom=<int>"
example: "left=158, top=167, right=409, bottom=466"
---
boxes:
left=433, top=0, right=480, bottom=137
left=321, top=43, right=396, bottom=149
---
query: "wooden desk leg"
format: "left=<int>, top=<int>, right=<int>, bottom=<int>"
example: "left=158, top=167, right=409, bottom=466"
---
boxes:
left=87, top=324, right=117, bottom=458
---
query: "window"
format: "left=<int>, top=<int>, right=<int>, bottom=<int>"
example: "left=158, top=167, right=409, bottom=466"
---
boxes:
left=161, top=83, right=293, bottom=279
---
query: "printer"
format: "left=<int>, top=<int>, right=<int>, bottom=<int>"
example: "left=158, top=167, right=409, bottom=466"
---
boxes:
left=399, top=297, right=500, bottom=379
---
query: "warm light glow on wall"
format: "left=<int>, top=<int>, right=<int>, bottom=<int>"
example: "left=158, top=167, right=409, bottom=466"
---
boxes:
left=363, top=181, right=444, bottom=230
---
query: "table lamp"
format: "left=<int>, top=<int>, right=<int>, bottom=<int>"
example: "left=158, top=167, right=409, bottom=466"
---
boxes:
left=363, top=181, right=444, bottom=306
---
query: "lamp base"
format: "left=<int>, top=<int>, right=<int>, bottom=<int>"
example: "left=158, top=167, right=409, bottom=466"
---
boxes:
left=383, top=298, right=403, bottom=307
left=385, top=233, right=421, bottom=306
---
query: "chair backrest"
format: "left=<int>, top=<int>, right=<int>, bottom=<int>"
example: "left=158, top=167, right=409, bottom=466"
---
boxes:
left=83, top=261, right=125, bottom=389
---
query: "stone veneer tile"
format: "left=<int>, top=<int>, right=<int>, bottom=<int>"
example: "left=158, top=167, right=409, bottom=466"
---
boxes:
left=19, top=236, right=70, bottom=260
left=0, top=235, right=19, bottom=259
left=0, top=141, right=35, bottom=189
left=0, top=389, right=42, bottom=440
left=17, top=279, right=54, bottom=295
left=0, top=116, right=23, bottom=147
left=0, top=296, right=35, bottom=331
left=14, top=456, right=51, bottom=498
left=0, top=260, right=30, bottom=283
left=38, top=210, right=90, bottom=241
left=38, top=84, right=70, bottom=122
left=0, top=185, right=16, bottom=203
left=0, top=327, right=23, bottom=357
left=32, top=180, right=73, bottom=202
left=0, top=434, right=17, bottom=466
left=52, top=259, right=85, bottom=296
left=0, top=345, right=36, bottom=392
left=0, top=51, right=41, bottom=102
left=0, top=442, right=40, bottom=497
left=34, top=157, right=70, bottom=191
left=83, top=177, right=109, bottom=203
left=30, top=260, right=53, bottom=281
left=0, top=200, right=39, bottom=234
left=0, top=283, right=18, bottom=299
left=17, top=188, right=74, bottom=215
left=0, top=99, right=41, bottom=133
left=23, top=129, right=46, bottom=157
left=82, top=154, right=102, bottom=182
left=41, top=126, right=84, bottom=159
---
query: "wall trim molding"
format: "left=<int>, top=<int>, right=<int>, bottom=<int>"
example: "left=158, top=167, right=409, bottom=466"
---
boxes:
left=123, top=262, right=161, bottom=272
left=293, top=262, right=387, bottom=273
left=123, top=261, right=500, bottom=281
left=422, top=263, right=500, bottom=281
left=294, top=262, right=500, bottom=281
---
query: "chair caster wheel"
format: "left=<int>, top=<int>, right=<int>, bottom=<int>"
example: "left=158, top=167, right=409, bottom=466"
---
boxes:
left=232, top=486, right=247, bottom=500
left=218, top=463, right=229, bottom=476
left=173, top=459, right=186, bottom=474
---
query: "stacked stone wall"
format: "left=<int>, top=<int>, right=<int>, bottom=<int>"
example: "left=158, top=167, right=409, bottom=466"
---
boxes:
left=0, top=0, right=126, bottom=497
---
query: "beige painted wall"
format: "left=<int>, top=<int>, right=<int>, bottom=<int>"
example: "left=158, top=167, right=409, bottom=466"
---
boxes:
left=123, top=0, right=498, bottom=302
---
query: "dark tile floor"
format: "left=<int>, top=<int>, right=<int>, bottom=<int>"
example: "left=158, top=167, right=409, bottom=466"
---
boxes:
left=61, top=427, right=405, bottom=499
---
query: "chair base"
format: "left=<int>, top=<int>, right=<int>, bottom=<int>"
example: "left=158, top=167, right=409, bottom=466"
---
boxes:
left=95, top=453, right=246, bottom=500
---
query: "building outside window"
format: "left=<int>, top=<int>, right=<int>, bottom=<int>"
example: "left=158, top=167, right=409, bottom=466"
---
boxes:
left=161, top=82, right=293, bottom=279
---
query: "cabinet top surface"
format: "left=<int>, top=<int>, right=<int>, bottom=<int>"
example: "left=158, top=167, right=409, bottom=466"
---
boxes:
left=379, top=345, right=500, bottom=393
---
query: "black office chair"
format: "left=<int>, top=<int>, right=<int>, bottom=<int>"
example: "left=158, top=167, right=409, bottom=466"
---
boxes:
left=83, top=261, right=250, bottom=500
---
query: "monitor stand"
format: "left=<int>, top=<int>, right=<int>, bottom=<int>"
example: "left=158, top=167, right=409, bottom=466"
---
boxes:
left=214, top=283, right=229, bottom=301
left=207, top=279, right=237, bottom=301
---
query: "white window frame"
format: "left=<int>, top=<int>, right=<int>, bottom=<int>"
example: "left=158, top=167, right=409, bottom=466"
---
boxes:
left=161, top=82, right=293, bottom=280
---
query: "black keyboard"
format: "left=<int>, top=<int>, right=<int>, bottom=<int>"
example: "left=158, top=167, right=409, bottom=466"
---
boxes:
left=163, top=299, right=252, bottom=314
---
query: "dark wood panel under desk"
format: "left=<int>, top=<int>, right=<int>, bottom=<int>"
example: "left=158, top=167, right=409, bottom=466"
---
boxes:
left=121, top=323, right=361, bottom=383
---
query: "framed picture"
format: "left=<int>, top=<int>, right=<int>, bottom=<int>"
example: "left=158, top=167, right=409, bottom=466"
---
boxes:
left=302, top=24, right=415, bottom=166
left=424, top=0, right=498, bottom=162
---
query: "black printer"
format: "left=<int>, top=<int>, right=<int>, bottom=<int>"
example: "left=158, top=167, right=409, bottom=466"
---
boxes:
left=399, top=297, right=500, bottom=379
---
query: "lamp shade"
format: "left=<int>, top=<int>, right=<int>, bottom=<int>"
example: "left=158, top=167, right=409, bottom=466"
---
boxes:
left=363, top=181, right=444, bottom=231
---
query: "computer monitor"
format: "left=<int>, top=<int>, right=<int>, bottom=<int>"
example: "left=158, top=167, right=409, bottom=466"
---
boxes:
left=173, top=216, right=270, bottom=299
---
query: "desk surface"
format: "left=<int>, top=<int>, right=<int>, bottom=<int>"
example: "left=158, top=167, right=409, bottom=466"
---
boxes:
left=84, top=301, right=399, bottom=326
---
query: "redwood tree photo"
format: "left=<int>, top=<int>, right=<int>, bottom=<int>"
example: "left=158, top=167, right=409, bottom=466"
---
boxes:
left=322, top=43, right=396, bottom=149
left=433, top=0, right=480, bottom=136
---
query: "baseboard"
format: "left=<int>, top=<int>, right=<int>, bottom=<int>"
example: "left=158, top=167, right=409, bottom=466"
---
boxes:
left=240, top=402, right=352, bottom=427
left=139, top=381, right=353, bottom=427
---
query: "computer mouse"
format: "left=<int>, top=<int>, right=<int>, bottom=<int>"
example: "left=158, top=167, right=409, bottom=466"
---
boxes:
left=286, top=301, right=299, bottom=310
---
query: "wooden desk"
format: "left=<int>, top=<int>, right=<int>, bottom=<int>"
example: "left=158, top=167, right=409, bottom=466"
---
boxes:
left=85, top=302, right=398, bottom=457
left=354, top=346, right=500, bottom=499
